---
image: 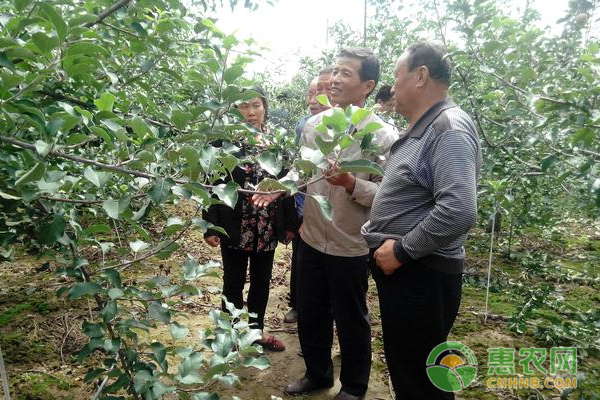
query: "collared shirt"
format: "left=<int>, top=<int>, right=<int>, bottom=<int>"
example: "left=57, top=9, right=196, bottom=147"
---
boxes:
left=361, top=99, right=482, bottom=272
left=300, top=107, right=399, bottom=257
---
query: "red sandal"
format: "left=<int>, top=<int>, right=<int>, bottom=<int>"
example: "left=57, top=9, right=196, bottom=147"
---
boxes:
left=255, top=335, right=286, bottom=352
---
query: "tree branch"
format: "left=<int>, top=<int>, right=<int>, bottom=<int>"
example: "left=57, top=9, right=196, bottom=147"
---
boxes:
left=0, top=135, right=289, bottom=195
left=101, top=21, right=141, bottom=39
left=85, top=0, right=134, bottom=28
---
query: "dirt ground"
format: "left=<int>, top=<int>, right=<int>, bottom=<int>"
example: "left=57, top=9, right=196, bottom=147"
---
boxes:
left=214, top=245, right=394, bottom=400
left=0, top=236, right=395, bottom=400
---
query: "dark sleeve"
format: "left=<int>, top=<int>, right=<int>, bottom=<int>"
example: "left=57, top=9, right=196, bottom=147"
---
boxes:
left=202, top=205, right=220, bottom=238
left=281, top=196, right=299, bottom=232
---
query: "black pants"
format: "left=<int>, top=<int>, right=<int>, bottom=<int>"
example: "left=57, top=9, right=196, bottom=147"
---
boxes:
left=370, top=251, right=462, bottom=400
left=288, top=234, right=300, bottom=309
left=297, top=239, right=371, bottom=396
left=221, top=247, right=275, bottom=330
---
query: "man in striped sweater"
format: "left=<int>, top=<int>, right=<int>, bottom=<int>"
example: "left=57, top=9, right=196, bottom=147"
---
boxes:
left=361, top=42, right=482, bottom=399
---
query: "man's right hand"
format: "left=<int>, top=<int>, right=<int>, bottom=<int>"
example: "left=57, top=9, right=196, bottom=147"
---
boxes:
left=204, top=235, right=221, bottom=247
left=251, top=192, right=283, bottom=208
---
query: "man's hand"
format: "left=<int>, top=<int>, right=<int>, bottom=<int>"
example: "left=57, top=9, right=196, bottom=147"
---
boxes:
left=252, top=192, right=283, bottom=208
left=282, top=230, right=295, bottom=245
left=325, top=164, right=356, bottom=193
left=204, top=235, right=221, bottom=248
left=374, top=239, right=402, bottom=275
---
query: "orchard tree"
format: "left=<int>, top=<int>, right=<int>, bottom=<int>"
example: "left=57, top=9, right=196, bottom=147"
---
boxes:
left=0, top=0, right=385, bottom=398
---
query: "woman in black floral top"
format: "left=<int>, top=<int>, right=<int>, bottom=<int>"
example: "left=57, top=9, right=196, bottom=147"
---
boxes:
left=203, top=87, right=297, bottom=352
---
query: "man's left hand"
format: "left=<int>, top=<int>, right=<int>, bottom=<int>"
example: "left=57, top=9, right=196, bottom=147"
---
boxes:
left=326, top=164, right=356, bottom=193
left=374, top=239, right=402, bottom=275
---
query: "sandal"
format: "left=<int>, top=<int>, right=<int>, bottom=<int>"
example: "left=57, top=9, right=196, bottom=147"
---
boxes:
left=254, top=335, right=286, bottom=352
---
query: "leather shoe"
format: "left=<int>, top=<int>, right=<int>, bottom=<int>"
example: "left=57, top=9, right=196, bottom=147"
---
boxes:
left=284, top=376, right=333, bottom=395
left=333, top=390, right=365, bottom=400
left=284, top=309, right=298, bottom=323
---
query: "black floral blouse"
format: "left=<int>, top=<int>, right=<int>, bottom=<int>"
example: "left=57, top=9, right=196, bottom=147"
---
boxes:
left=230, top=162, right=278, bottom=253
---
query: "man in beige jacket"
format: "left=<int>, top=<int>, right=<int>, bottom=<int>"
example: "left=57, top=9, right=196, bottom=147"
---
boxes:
left=278, top=48, right=398, bottom=400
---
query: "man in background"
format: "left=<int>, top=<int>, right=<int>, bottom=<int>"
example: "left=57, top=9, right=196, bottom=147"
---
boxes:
left=374, top=84, right=395, bottom=114
left=285, top=67, right=332, bottom=324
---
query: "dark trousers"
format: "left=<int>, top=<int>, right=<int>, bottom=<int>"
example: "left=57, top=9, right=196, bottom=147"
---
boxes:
left=288, top=234, right=300, bottom=309
left=369, top=251, right=462, bottom=400
left=297, top=239, right=371, bottom=396
left=221, top=247, right=275, bottom=330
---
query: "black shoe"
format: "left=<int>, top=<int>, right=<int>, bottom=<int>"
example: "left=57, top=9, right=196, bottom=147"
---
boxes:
left=333, top=390, right=365, bottom=400
left=284, top=309, right=298, bottom=323
left=283, top=376, right=333, bottom=396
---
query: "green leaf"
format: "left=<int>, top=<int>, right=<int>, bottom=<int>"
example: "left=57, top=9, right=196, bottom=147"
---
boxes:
left=315, top=135, right=337, bottom=156
left=354, top=121, right=382, bottom=139
left=308, top=194, right=332, bottom=221
left=102, top=197, right=130, bottom=219
left=129, top=239, right=149, bottom=254
left=82, top=321, right=105, bottom=338
left=213, top=181, right=239, bottom=208
left=39, top=214, right=66, bottom=245
left=299, top=146, right=326, bottom=169
left=100, top=300, right=118, bottom=323
left=34, top=140, right=52, bottom=156
left=165, top=216, right=185, bottom=236
left=94, top=92, right=116, bottom=112
left=90, top=126, right=113, bottom=148
left=180, top=146, right=199, bottom=165
left=14, top=0, right=33, bottom=12
left=84, top=166, right=112, bottom=188
left=128, top=117, right=151, bottom=138
left=148, top=178, right=173, bottom=205
left=338, top=159, right=384, bottom=176
left=350, top=108, right=372, bottom=126
left=16, top=163, right=45, bottom=187
left=39, top=3, right=68, bottom=43
left=0, top=52, right=15, bottom=71
left=0, top=190, right=21, bottom=200
left=178, top=352, right=205, bottom=385
left=256, top=178, right=288, bottom=192
left=199, top=145, right=220, bottom=174
left=223, top=34, right=238, bottom=49
left=169, top=322, right=189, bottom=340
left=148, top=302, right=171, bottom=324
left=257, top=150, right=282, bottom=176
left=218, top=154, right=238, bottom=173
left=66, top=42, right=109, bottom=58
left=140, top=58, right=154, bottom=73
left=68, top=282, right=102, bottom=300
left=31, top=32, right=59, bottom=54
left=84, top=223, right=111, bottom=235
left=171, top=110, right=192, bottom=130
left=224, top=65, right=244, bottom=84
left=317, top=94, right=331, bottom=107
left=322, top=109, right=348, bottom=133
left=108, top=288, right=125, bottom=299
left=243, top=355, right=270, bottom=370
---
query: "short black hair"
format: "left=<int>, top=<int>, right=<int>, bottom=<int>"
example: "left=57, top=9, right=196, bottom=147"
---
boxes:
left=375, top=85, right=393, bottom=103
left=337, top=47, right=380, bottom=92
left=319, top=66, right=334, bottom=76
left=240, top=86, right=268, bottom=121
left=405, top=41, right=451, bottom=85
